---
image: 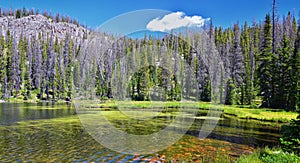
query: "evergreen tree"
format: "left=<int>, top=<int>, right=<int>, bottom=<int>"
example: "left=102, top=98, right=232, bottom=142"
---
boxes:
left=291, top=23, right=300, bottom=111
left=0, top=7, right=299, bottom=107
left=55, top=42, right=64, bottom=99
left=24, top=40, right=32, bottom=100
left=10, top=36, right=21, bottom=97
left=225, top=78, right=235, bottom=105
left=5, top=30, right=13, bottom=98
left=0, top=34, right=6, bottom=98
left=65, top=37, right=74, bottom=101
left=241, top=22, right=253, bottom=104
left=258, top=14, right=274, bottom=108
left=18, top=36, right=28, bottom=96
left=45, top=36, right=56, bottom=100
left=273, top=34, right=293, bottom=109
left=32, top=36, right=42, bottom=92
left=232, top=24, right=246, bottom=104
left=15, top=9, right=21, bottom=19
left=221, top=30, right=233, bottom=105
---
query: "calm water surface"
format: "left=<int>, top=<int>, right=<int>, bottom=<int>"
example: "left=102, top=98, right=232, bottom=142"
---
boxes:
left=0, top=103, right=281, bottom=162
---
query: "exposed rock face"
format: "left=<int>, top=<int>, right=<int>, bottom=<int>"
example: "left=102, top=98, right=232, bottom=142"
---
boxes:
left=0, top=14, right=88, bottom=40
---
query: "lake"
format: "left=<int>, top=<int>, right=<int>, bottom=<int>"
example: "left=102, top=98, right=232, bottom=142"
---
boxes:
left=0, top=103, right=281, bottom=162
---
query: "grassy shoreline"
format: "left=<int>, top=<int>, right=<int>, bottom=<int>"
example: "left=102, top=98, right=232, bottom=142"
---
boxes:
left=1, top=100, right=298, bottom=123
left=1, top=101, right=297, bottom=162
left=236, top=147, right=300, bottom=163
left=92, top=101, right=298, bottom=123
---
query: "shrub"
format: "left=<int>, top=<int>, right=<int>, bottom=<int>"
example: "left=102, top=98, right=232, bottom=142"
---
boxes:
left=260, top=148, right=300, bottom=163
left=236, top=148, right=300, bottom=163
left=280, top=112, right=300, bottom=155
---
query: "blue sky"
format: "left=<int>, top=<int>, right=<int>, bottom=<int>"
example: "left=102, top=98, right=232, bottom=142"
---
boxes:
left=1, top=0, right=300, bottom=30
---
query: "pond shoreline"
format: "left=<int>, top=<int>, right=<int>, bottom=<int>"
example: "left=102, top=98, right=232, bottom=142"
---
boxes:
left=223, top=113, right=291, bottom=124
left=0, top=102, right=292, bottom=162
left=1, top=100, right=297, bottom=124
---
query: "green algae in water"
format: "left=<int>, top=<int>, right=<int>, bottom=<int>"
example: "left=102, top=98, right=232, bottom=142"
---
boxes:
left=0, top=116, right=254, bottom=163
left=0, top=103, right=282, bottom=162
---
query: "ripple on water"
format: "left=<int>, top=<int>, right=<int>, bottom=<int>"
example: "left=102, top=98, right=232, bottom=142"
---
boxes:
left=0, top=104, right=281, bottom=162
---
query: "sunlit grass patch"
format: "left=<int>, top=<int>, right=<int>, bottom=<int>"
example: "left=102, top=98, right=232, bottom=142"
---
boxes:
left=236, top=147, right=300, bottom=163
left=81, top=101, right=298, bottom=123
left=222, top=107, right=298, bottom=123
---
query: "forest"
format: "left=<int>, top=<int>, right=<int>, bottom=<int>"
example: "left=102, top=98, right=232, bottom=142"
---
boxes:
left=2, top=2, right=300, bottom=162
left=0, top=7, right=299, bottom=111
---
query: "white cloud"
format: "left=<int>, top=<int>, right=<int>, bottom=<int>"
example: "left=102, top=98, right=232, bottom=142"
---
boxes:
left=146, top=11, right=210, bottom=32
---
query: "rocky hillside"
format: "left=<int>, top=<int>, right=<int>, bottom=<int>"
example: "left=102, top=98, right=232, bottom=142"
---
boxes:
left=0, top=14, right=88, bottom=40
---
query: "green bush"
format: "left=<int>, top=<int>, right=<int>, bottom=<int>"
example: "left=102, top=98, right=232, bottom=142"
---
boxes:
left=280, top=112, right=300, bottom=155
left=260, top=149, right=300, bottom=163
left=236, top=148, right=300, bottom=163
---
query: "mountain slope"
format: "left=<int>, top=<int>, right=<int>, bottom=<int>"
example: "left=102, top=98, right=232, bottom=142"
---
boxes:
left=0, top=14, right=88, bottom=40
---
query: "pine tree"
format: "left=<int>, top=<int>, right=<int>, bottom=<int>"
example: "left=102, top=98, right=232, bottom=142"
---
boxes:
left=10, top=36, right=21, bottom=97
left=241, top=22, right=253, bottom=104
left=232, top=24, right=246, bottom=104
left=173, top=36, right=181, bottom=101
left=250, top=21, right=261, bottom=106
left=0, top=34, right=6, bottom=98
left=225, top=78, right=235, bottom=105
left=22, top=7, right=28, bottom=17
left=5, top=30, right=13, bottom=98
left=258, top=14, right=274, bottom=108
left=273, top=34, right=293, bottom=109
left=95, top=61, right=103, bottom=97
left=55, top=41, right=64, bottom=99
left=15, top=9, right=21, bottom=19
left=18, top=36, right=28, bottom=96
left=32, top=36, right=42, bottom=92
left=291, top=23, right=300, bottom=110
left=45, top=35, right=56, bottom=100
left=24, top=40, right=32, bottom=100
left=65, top=37, right=74, bottom=101
left=221, top=30, right=233, bottom=104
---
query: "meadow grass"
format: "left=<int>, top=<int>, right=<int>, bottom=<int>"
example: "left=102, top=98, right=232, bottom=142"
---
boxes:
left=89, top=101, right=298, bottom=123
left=3, top=100, right=298, bottom=122
left=236, top=147, right=300, bottom=163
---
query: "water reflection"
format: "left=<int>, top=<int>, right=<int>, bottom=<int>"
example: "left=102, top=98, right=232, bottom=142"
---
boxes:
left=0, top=103, right=282, bottom=162
left=0, top=103, right=75, bottom=125
left=187, top=115, right=280, bottom=148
